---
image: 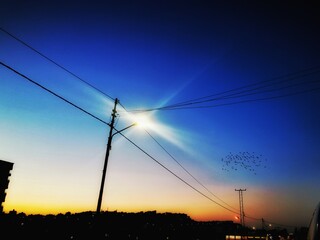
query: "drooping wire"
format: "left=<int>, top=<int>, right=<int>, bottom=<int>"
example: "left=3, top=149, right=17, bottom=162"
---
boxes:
left=146, top=130, right=239, bottom=212
left=1, top=60, right=239, bottom=215
left=119, top=102, right=239, bottom=212
left=0, top=26, right=115, bottom=101
left=117, top=130, right=239, bottom=215
left=118, top=127, right=297, bottom=228
left=0, top=61, right=110, bottom=126
left=126, top=65, right=320, bottom=112
left=147, top=87, right=320, bottom=111
left=160, top=65, right=320, bottom=109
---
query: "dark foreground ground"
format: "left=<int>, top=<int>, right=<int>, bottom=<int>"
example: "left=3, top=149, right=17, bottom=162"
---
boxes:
left=0, top=210, right=308, bottom=240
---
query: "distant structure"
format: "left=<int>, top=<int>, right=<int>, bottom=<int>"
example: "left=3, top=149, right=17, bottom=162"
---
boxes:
left=235, top=189, right=246, bottom=227
left=0, top=159, right=14, bottom=213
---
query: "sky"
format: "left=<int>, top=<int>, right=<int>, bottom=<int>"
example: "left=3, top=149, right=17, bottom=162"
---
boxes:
left=1, top=0, right=320, bottom=230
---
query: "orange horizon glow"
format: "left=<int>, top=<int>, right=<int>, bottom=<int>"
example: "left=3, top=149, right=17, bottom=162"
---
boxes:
left=3, top=202, right=237, bottom=223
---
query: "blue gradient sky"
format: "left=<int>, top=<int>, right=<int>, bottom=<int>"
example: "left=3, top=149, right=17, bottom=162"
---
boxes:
left=1, top=0, right=320, bottom=230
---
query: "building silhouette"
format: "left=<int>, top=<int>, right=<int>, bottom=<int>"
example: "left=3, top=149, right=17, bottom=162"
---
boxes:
left=0, top=159, right=14, bottom=213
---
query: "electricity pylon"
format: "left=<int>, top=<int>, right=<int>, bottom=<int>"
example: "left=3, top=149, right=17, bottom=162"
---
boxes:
left=235, top=188, right=246, bottom=227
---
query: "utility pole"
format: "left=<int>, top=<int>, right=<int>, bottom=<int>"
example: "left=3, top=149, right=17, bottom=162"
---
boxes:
left=235, top=188, right=246, bottom=227
left=96, top=98, right=119, bottom=213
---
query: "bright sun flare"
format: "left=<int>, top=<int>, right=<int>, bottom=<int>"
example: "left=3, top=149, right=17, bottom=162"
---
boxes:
left=123, top=111, right=188, bottom=153
left=134, top=114, right=155, bottom=129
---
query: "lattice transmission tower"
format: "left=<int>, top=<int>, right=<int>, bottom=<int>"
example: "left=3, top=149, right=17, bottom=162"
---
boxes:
left=235, top=189, right=246, bottom=226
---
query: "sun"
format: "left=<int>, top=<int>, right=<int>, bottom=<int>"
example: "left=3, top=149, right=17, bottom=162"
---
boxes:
left=133, top=114, right=156, bottom=130
left=121, top=110, right=189, bottom=153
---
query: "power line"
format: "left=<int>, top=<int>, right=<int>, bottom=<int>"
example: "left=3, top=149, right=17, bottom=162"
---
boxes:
left=119, top=103, right=239, bottom=212
left=0, top=26, right=115, bottom=101
left=117, top=130, right=239, bottom=215
left=126, top=65, right=320, bottom=113
left=0, top=61, right=110, bottom=126
left=160, top=65, right=320, bottom=109
left=146, top=87, right=320, bottom=111
left=4, top=26, right=319, bottom=119
left=161, top=65, right=320, bottom=109
left=129, top=86, right=320, bottom=112
left=145, top=130, right=239, bottom=212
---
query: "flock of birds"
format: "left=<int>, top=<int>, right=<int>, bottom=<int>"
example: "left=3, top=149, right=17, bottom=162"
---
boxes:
left=221, top=151, right=267, bottom=175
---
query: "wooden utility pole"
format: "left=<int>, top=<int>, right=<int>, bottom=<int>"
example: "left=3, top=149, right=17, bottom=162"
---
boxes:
left=96, top=98, right=118, bottom=213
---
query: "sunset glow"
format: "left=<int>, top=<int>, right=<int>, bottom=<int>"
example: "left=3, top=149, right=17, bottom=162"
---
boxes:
left=0, top=1, right=319, bottom=231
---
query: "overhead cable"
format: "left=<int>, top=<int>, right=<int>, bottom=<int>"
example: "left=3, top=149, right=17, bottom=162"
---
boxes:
left=146, top=130, right=239, bottom=211
left=148, top=87, right=320, bottom=111
left=160, top=65, right=320, bottom=110
left=119, top=102, right=239, bottom=211
left=0, top=26, right=115, bottom=101
left=118, top=130, right=239, bottom=215
left=127, top=65, right=320, bottom=112
left=0, top=61, right=110, bottom=126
